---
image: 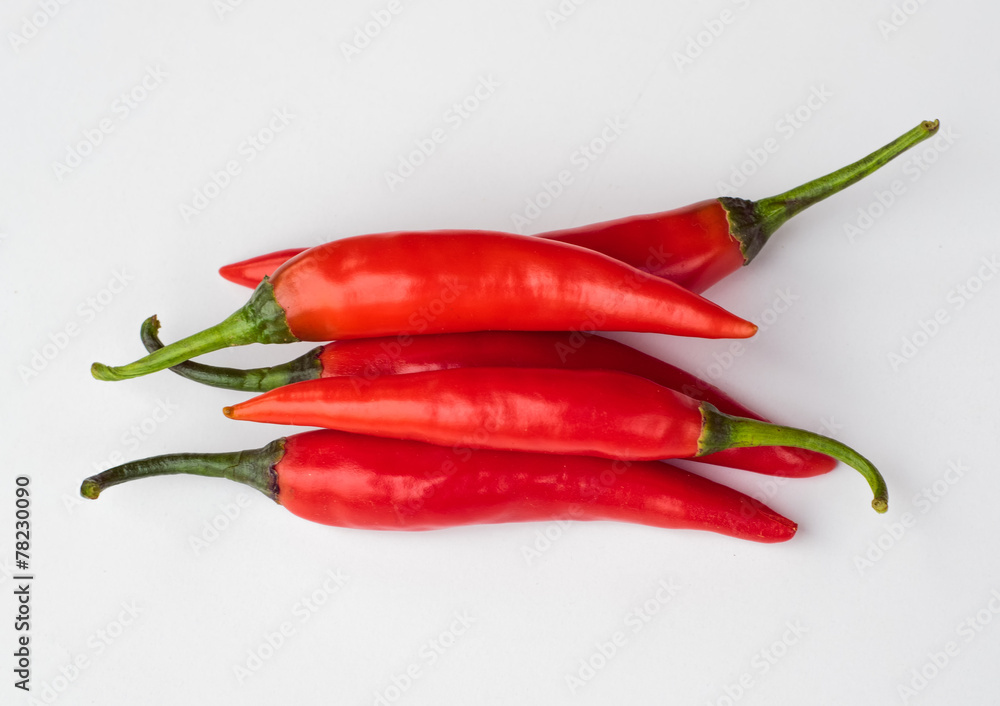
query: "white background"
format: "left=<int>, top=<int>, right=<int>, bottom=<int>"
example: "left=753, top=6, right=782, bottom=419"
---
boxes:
left=1, top=1, right=997, bottom=704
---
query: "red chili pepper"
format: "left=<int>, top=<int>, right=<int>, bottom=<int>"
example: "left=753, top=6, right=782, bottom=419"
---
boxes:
left=139, top=316, right=835, bottom=477
left=91, top=231, right=757, bottom=382
left=218, top=249, right=308, bottom=287
left=219, top=250, right=303, bottom=288
left=221, top=367, right=888, bottom=512
left=217, top=121, right=938, bottom=293
left=79, top=430, right=798, bottom=543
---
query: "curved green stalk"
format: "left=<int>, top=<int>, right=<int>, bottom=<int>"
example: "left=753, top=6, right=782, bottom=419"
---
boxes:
left=698, top=403, right=888, bottom=513
left=80, top=440, right=285, bottom=500
left=721, top=120, right=939, bottom=263
left=91, top=279, right=298, bottom=381
left=139, top=315, right=322, bottom=392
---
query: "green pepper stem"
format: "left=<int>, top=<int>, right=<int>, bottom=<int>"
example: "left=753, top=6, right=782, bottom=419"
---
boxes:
left=139, top=315, right=322, bottom=392
left=721, top=120, right=939, bottom=263
left=80, top=440, right=285, bottom=500
left=698, top=403, right=888, bottom=513
left=91, top=279, right=298, bottom=382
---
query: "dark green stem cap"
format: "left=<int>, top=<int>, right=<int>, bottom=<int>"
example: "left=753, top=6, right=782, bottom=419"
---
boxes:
left=91, top=278, right=298, bottom=382
left=139, top=315, right=322, bottom=392
left=80, top=439, right=286, bottom=501
left=720, top=120, right=939, bottom=264
left=698, top=403, right=888, bottom=514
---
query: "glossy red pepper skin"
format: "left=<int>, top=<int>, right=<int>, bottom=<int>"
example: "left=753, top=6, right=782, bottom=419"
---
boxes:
left=219, top=248, right=307, bottom=287
left=215, top=203, right=738, bottom=294
left=223, top=367, right=890, bottom=514
left=314, top=332, right=835, bottom=477
left=277, top=432, right=795, bottom=540
left=228, top=367, right=707, bottom=459
left=543, top=200, right=743, bottom=293
left=218, top=121, right=940, bottom=293
left=80, top=430, right=797, bottom=543
left=138, top=320, right=835, bottom=477
left=92, top=230, right=757, bottom=382
left=269, top=231, right=755, bottom=340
